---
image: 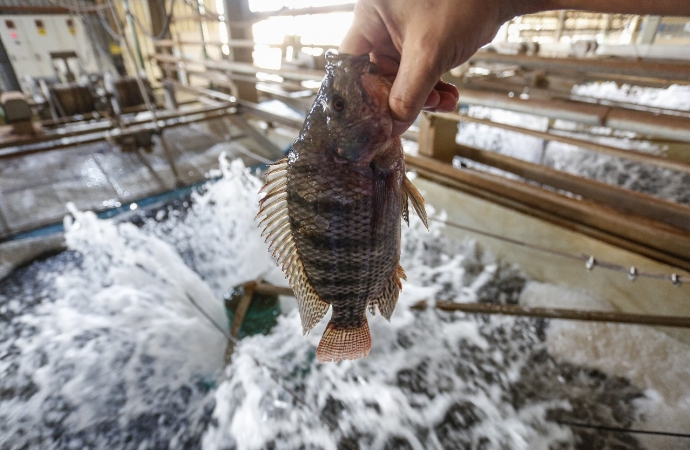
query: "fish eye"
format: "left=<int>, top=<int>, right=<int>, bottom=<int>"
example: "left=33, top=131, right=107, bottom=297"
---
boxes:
left=332, top=96, right=345, bottom=112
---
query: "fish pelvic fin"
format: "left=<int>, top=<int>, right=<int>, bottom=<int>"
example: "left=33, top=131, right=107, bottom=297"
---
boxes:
left=403, top=175, right=429, bottom=230
left=370, top=265, right=405, bottom=321
left=316, top=320, right=371, bottom=363
left=257, top=157, right=329, bottom=335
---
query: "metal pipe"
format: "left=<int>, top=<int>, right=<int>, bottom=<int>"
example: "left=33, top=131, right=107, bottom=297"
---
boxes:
left=251, top=282, right=690, bottom=328
left=470, top=52, right=690, bottom=84
left=250, top=4, right=354, bottom=20
left=0, top=105, right=233, bottom=155
left=457, top=89, right=690, bottom=142
left=153, top=53, right=324, bottom=82
left=412, top=301, right=690, bottom=328
left=0, top=107, right=235, bottom=160
left=438, top=112, right=690, bottom=175
left=122, top=0, right=146, bottom=71
left=108, top=0, right=183, bottom=186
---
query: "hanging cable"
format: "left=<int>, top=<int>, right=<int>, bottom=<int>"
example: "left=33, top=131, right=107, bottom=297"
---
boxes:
left=183, top=291, right=356, bottom=444
left=105, top=0, right=183, bottom=186
left=557, top=420, right=690, bottom=439
left=429, top=217, right=689, bottom=286
left=128, top=0, right=179, bottom=41
left=97, top=8, right=122, bottom=42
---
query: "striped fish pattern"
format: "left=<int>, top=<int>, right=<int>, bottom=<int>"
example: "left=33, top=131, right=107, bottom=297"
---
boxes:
left=257, top=53, right=428, bottom=362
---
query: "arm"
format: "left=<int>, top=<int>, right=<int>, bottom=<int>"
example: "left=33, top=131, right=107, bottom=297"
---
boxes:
left=340, top=0, right=690, bottom=135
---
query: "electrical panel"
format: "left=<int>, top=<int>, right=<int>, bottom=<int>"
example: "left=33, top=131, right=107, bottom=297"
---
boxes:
left=0, top=14, right=99, bottom=91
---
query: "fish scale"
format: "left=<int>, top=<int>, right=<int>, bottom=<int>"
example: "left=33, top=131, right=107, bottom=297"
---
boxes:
left=257, top=53, right=429, bottom=362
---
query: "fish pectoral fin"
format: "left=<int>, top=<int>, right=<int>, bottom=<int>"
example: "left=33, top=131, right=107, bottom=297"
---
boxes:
left=293, top=263, right=330, bottom=335
left=402, top=176, right=429, bottom=230
left=371, top=166, right=393, bottom=233
left=401, top=188, right=410, bottom=226
left=316, top=320, right=371, bottom=363
left=371, top=265, right=405, bottom=321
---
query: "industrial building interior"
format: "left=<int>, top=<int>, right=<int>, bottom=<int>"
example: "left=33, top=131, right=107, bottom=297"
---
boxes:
left=0, top=0, right=689, bottom=449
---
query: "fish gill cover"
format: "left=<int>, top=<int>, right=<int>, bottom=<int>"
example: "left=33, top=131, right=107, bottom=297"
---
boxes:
left=0, top=155, right=687, bottom=449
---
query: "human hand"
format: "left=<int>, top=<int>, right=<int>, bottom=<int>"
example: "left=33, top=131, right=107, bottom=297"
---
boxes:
left=340, top=0, right=517, bottom=135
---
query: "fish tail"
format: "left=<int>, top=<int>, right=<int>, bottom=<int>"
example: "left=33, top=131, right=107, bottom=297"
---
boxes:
left=316, top=320, right=371, bottom=363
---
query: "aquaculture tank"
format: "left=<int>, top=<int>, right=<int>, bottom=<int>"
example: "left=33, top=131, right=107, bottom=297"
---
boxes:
left=1, top=150, right=689, bottom=450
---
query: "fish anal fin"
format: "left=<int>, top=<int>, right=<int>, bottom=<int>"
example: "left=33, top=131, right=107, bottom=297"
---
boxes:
left=316, top=320, right=371, bottom=363
left=292, top=262, right=330, bottom=334
left=402, top=176, right=428, bottom=229
left=371, top=265, right=405, bottom=321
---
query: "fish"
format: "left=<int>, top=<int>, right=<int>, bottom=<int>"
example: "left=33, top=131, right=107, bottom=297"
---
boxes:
left=256, top=52, right=428, bottom=363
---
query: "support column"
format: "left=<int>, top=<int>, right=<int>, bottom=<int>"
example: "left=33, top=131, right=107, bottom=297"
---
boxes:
left=637, top=15, right=661, bottom=45
left=223, top=0, right=258, bottom=102
left=554, top=10, right=567, bottom=42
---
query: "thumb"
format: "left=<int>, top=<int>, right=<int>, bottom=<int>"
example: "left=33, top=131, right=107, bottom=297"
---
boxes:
left=339, top=24, right=373, bottom=56
left=389, top=44, right=443, bottom=125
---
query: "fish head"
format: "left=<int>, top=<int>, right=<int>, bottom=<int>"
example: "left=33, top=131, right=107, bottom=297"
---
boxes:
left=317, top=52, right=393, bottom=164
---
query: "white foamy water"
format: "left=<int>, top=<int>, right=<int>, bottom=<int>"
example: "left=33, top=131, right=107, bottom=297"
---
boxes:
left=572, top=82, right=690, bottom=112
left=456, top=102, right=690, bottom=206
left=1, top=156, right=689, bottom=449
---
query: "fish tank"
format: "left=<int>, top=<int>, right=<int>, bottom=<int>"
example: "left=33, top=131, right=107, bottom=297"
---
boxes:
left=1, top=149, right=688, bottom=449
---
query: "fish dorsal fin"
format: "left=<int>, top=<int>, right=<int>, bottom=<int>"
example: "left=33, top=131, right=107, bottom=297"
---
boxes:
left=402, top=176, right=429, bottom=229
left=257, top=158, right=329, bottom=334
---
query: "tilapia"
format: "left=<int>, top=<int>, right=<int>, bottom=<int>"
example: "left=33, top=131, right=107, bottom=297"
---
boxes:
left=256, top=53, right=428, bottom=363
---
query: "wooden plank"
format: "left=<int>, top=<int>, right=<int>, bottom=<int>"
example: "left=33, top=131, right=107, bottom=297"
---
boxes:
left=457, top=89, right=690, bottom=142
left=470, top=52, right=690, bottom=83
left=436, top=112, right=690, bottom=175
left=405, top=154, right=690, bottom=271
left=251, top=282, right=690, bottom=328
left=418, top=113, right=457, bottom=163
left=152, top=53, right=324, bottom=81
left=451, top=142, right=690, bottom=231
left=223, top=0, right=258, bottom=103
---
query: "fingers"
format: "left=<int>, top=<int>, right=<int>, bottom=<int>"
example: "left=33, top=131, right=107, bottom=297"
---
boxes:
left=389, top=45, right=444, bottom=126
left=339, top=25, right=373, bottom=56
left=429, top=80, right=459, bottom=112
left=393, top=81, right=458, bottom=135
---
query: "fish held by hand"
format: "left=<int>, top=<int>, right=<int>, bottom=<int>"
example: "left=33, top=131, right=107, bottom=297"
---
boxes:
left=257, top=52, right=428, bottom=363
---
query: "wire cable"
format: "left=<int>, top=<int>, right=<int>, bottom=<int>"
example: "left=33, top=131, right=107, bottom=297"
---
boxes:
left=557, top=420, right=690, bottom=439
left=430, top=217, right=688, bottom=286
left=183, top=293, right=347, bottom=435
left=128, top=0, right=178, bottom=41
left=97, top=8, right=122, bottom=42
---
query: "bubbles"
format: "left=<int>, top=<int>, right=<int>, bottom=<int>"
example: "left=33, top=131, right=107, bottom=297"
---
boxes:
left=1, top=155, right=687, bottom=449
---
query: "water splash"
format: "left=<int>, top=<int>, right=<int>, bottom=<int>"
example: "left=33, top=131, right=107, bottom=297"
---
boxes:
left=1, top=155, right=687, bottom=450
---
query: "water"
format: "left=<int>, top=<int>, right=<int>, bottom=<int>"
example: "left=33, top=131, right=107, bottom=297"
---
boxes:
left=455, top=83, right=690, bottom=206
left=1, top=156, right=689, bottom=449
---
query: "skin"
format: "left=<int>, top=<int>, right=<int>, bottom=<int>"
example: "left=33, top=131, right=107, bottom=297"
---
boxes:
left=339, top=0, right=690, bottom=135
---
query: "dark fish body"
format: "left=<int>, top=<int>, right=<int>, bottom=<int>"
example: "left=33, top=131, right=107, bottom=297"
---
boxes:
left=257, top=54, right=427, bottom=362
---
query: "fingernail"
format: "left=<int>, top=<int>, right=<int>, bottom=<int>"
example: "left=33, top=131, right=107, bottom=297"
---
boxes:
left=392, top=120, right=412, bottom=136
